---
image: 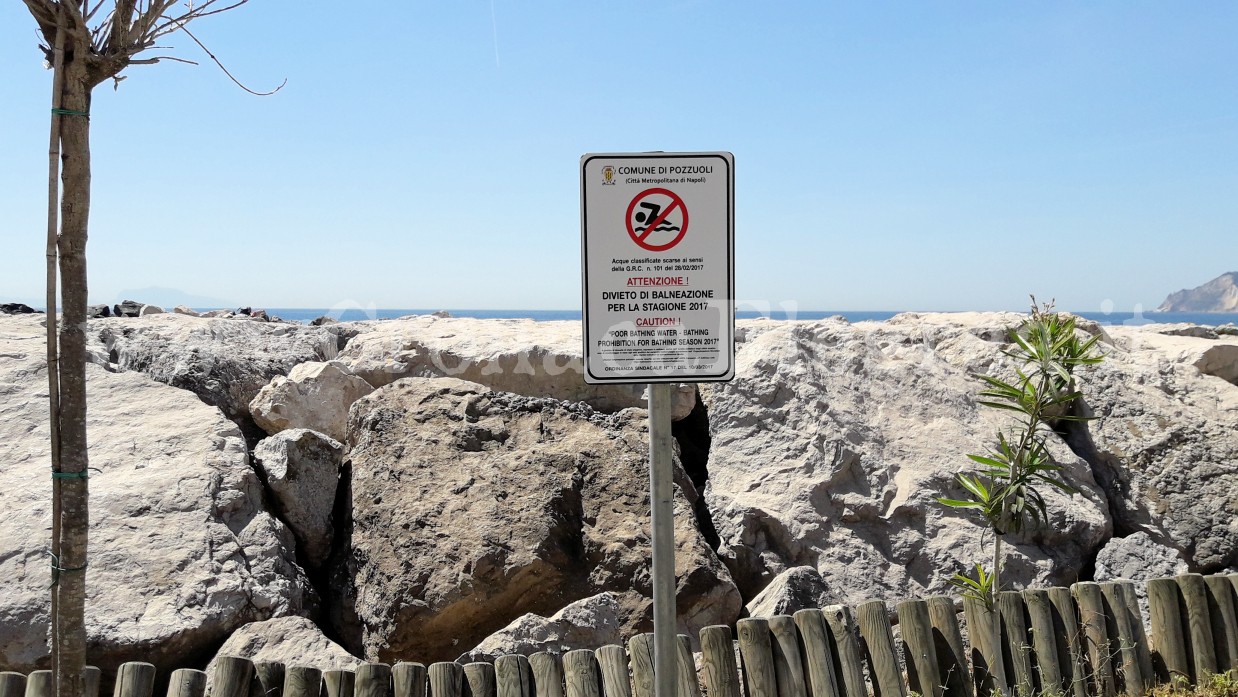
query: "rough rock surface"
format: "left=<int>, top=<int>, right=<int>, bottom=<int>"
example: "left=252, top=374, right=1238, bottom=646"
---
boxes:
left=1093, top=532, right=1188, bottom=582
left=93, top=314, right=340, bottom=431
left=3, top=308, right=1235, bottom=674
left=701, top=313, right=1114, bottom=605
left=702, top=314, right=1238, bottom=608
left=744, top=566, right=837, bottom=618
left=335, top=315, right=697, bottom=418
left=1060, top=328, right=1238, bottom=570
left=1194, top=343, right=1238, bottom=385
left=336, top=377, right=740, bottom=663
left=0, top=315, right=312, bottom=675
left=250, top=361, right=375, bottom=441
left=458, top=591, right=633, bottom=662
left=205, top=616, right=360, bottom=677
left=1093, top=532, right=1190, bottom=627
left=253, top=429, right=345, bottom=569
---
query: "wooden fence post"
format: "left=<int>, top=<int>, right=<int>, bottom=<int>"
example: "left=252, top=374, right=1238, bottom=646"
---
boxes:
left=856, top=600, right=906, bottom=697
left=1022, top=590, right=1064, bottom=697
left=563, top=650, right=600, bottom=697
left=529, top=653, right=564, bottom=697
left=962, top=596, right=1008, bottom=697
left=166, top=669, right=208, bottom=697
left=1177, top=574, right=1218, bottom=683
left=428, top=664, right=462, bottom=697
left=495, top=657, right=531, bottom=697
left=23, top=671, right=51, bottom=697
left=325, top=671, right=356, bottom=697
left=1044, top=587, right=1087, bottom=697
left=768, top=615, right=808, bottom=697
left=255, top=663, right=287, bottom=697
left=738, top=618, right=779, bottom=697
left=896, top=600, right=942, bottom=697
left=1116, top=581, right=1155, bottom=690
left=822, top=605, right=868, bottom=697
left=594, top=647, right=630, bottom=697
left=629, top=634, right=655, bottom=697
left=996, top=591, right=1035, bottom=697
left=0, top=673, right=25, bottom=697
left=1204, top=574, right=1238, bottom=673
left=114, top=663, right=157, bottom=697
left=464, top=663, right=496, bottom=697
left=792, top=610, right=841, bottom=697
left=393, top=664, right=427, bottom=697
left=215, top=658, right=258, bottom=697
left=676, top=635, right=702, bottom=697
left=1100, top=582, right=1146, bottom=696
left=357, top=664, right=392, bottom=697
left=926, top=597, right=972, bottom=697
left=1147, top=577, right=1190, bottom=684
left=284, top=667, right=323, bottom=697
left=1073, top=582, right=1116, bottom=697
left=700, top=626, right=742, bottom=697
left=85, top=667, right=102, bottom=697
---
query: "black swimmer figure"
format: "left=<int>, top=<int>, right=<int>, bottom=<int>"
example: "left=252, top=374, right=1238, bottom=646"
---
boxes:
left=635, top=202, right=662, bottom=228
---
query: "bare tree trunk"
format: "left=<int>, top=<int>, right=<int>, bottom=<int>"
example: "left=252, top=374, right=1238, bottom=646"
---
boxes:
left=44, top=17, right=65, bottom=687
left=19, top=7, right=266, bottom=695
left=54, top=51, right=91, bottom=697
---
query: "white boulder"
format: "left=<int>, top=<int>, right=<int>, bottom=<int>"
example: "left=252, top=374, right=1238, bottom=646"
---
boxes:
left=206, top=616, right=360, bottom=676
left=0, top=314, right=312, bottom=675
left=459, top=591, right=631, bottom=662
left=702, top=313, right=1114, bottom=605
left=250, top=361, right=374, bottom=441
left=253, top=429, right=344, bottom=569
left=335, top=315, right=698, bottom=419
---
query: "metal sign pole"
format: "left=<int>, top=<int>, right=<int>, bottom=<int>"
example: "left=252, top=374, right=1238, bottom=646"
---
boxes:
left=648, top=382, right=677, bottom=697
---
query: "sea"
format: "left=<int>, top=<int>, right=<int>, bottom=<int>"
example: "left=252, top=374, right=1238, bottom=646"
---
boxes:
left=245, top=308, right=1238, bottom=327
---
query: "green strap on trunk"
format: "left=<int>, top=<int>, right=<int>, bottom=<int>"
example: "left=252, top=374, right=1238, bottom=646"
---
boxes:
left=52, top=470, right=89, bottom=479
left=51, top=108, right=89, bottom=117
left=47, top=552, right=87, bottom=588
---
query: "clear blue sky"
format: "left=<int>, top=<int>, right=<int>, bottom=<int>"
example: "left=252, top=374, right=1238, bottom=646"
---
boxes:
left=2, top=2, right=1236, bottom=311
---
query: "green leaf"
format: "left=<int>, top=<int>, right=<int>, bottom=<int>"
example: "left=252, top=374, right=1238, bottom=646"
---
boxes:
left=966, top=454, right=1012, bottom=469
left=937, top=498, right=987, bottom=510
left=957, top=475, right=990, bottom=501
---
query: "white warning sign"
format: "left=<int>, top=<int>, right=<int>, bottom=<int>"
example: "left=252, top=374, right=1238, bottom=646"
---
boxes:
left=580, top=152, right=735, bottom=384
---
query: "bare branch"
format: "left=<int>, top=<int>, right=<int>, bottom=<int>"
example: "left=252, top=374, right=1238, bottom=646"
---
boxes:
left=60, top=0, right=88, bottom=36
left=128, top=55, right=198, bottom=65
left=148, top=0, right=250, bottom=41
left=85, top=0, right=109, bottom=23
left=173, top=0, right=249, bottom=22
left=107, top=0, right=139, bottom=54
left=133, top=0, right=180, bottom=44
left=21, top=0, right=59, bottom=45
left=175, top=22, right=285, bottom=96
left=21, top=0, right=56, bottom=25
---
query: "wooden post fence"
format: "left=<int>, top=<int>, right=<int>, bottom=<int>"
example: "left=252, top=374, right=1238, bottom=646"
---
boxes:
left=5, top=572, right=1237, bottom=697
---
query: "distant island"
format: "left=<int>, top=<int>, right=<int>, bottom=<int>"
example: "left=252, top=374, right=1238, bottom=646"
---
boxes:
left=1157, top=271, right=1238, bottom=312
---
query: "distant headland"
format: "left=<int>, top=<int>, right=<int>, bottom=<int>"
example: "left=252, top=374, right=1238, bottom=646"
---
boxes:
left=1157, top=272, right=1238, bottom=312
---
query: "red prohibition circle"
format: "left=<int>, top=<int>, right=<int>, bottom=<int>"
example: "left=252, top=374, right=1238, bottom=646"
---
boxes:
left=625, top=187, right=689, bottom=252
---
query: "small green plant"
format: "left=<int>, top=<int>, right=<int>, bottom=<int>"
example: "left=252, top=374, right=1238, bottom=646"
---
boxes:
left=937, top=298, right=1104, bottom=608
left=943, top=562, right=998, bottom=608
left=1149, top=671, right=1238, bottom=697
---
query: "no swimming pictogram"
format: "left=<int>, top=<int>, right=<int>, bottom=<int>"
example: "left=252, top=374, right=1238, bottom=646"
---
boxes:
left=626, top=188, right=689, bottom=252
